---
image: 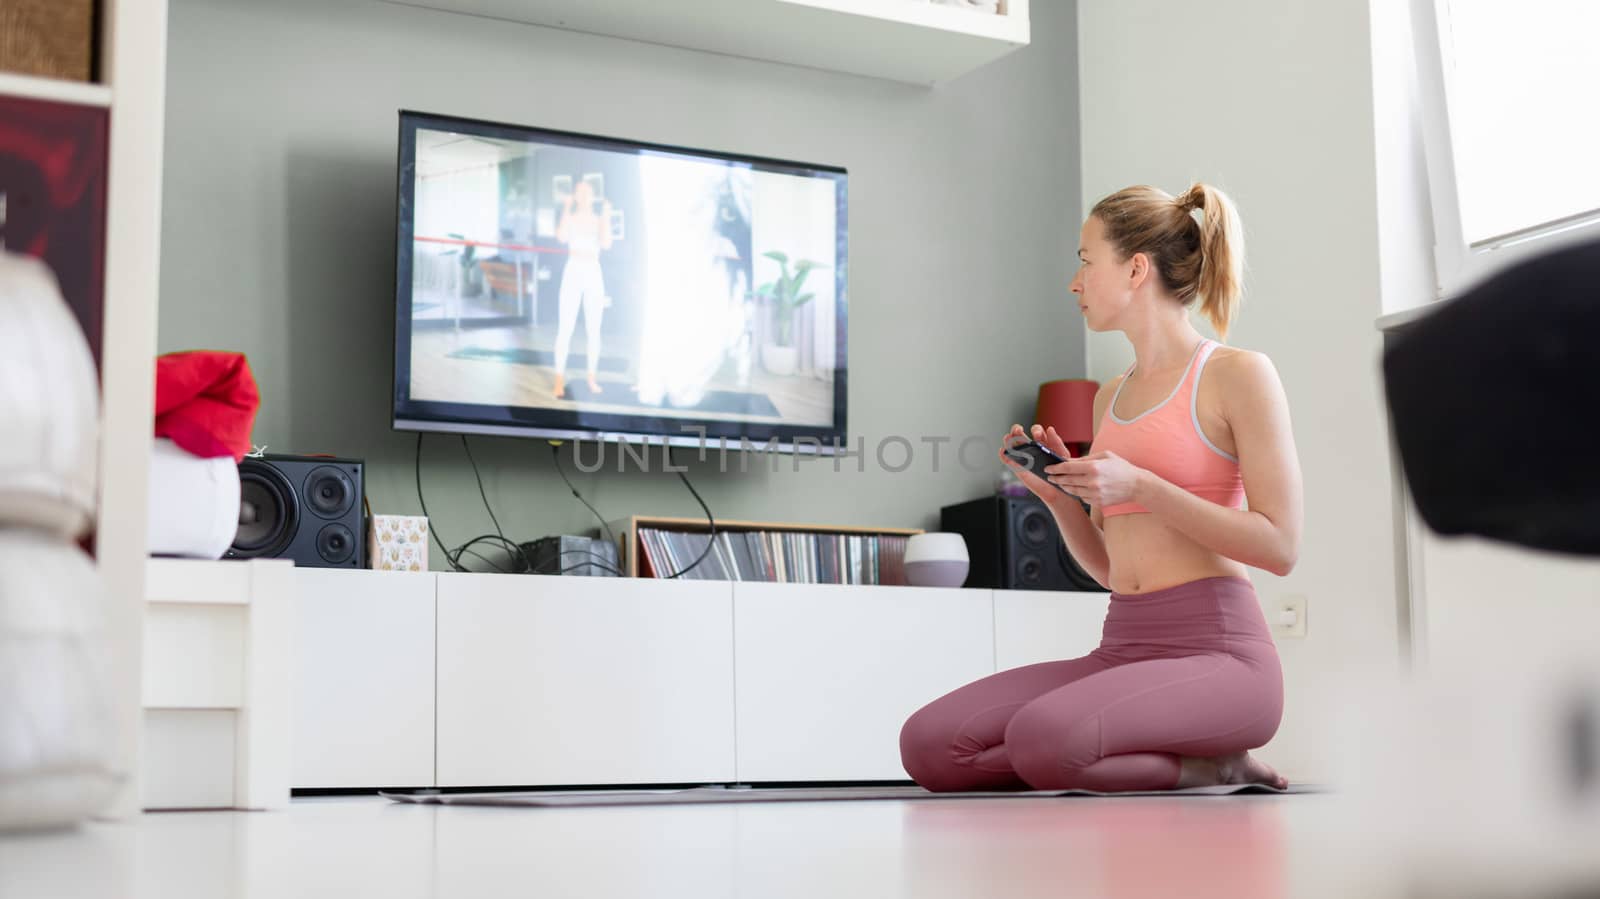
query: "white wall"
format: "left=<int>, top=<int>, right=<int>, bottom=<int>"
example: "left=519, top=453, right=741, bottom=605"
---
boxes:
left=1077, top=0, right=1402, bottom=781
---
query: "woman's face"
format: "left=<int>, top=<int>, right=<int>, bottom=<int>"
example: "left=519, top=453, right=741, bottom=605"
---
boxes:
left=574, top=181, right=594, bottom=208
left=1068, top=216, right=1129, bottom=332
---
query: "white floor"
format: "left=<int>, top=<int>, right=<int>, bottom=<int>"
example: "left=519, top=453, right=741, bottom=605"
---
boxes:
left=0, top=792, right=1440, bottom=899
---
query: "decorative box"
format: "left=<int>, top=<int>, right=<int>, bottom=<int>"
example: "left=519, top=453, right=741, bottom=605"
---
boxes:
left=369, top=515, right=429, bottom=572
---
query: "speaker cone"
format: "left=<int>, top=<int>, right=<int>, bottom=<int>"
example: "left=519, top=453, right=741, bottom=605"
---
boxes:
left=233, top=462, right=297, bottom=558
left=317, top=523, right=356, bottom=565
left=304, top=466, right=356, bottom=519
left=1017, top=552, right=1045, bottom=587
left=1017, top=506, right=1052, bottom=547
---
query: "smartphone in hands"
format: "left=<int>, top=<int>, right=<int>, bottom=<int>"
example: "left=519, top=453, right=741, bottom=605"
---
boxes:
left=1005, top=439, right=1071, bottom=492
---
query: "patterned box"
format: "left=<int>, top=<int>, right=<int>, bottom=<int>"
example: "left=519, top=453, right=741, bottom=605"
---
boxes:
left=369, top=515, right=429, bottom=572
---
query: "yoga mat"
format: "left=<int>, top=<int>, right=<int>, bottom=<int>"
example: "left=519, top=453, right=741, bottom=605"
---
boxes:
left=447, top=346, right=631, bottom=374
left=445, top=347, right=783, bottom=416
left=381, top=783, right=1322, bottom=808
left=553, top=382, right=782, bottom=417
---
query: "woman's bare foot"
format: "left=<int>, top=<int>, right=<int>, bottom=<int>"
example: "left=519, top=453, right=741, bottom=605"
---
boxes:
left=587, top=375, right=603, bottom=394
left=552, top=374, right=566, bottom=399
left=1217, top=751, right=1288, bottom=789
left=1175, top=752, right=1288, bottom=789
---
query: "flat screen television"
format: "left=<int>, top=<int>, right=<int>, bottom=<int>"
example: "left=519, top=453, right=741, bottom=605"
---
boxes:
left=392, top=110, right=848, bottom=454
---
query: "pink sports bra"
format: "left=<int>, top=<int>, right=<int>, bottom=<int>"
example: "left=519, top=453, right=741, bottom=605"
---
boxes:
left=1090, top=339, right=1245, bottom=517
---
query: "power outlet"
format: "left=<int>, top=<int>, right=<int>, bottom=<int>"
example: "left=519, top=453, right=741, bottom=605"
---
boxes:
left=1273, top=595, right=1308, bottom=638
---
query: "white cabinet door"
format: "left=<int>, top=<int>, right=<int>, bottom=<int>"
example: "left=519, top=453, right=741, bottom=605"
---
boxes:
left=435, top=574, right=736, bottom=787
left=292, top=570, right=436, bottom=789
left=733, top=582, right=994, bottom=782
left=993, top=590, right=1111, bottom=671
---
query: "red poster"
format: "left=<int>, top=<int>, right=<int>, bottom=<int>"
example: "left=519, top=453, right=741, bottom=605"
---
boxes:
left=0, top=93, right=109, bottom=366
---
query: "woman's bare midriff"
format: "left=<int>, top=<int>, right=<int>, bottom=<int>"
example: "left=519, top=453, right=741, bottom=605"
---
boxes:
left=1102, top=512, right=1248, bottom=595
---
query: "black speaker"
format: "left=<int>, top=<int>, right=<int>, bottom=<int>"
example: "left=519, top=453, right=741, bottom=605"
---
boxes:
left=226, top=454, right=365, bottom=569
left=940, top=494, right=1101, bottom=591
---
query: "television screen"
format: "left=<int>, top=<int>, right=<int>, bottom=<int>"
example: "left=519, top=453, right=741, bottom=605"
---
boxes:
left=393, top=111, right=848, bottom=454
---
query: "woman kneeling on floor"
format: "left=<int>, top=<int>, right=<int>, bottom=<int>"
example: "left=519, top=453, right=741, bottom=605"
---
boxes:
left=901, top=183, right=1302, bottom=792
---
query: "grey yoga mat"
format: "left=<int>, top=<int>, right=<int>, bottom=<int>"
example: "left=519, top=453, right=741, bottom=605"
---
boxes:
left=381, top=783, right=1321, bottom=808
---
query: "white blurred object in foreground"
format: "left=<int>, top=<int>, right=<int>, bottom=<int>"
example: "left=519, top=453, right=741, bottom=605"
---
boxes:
left=0, top=252, right=121, bottom=831
left=1330, top=644, right=1600, bottom=897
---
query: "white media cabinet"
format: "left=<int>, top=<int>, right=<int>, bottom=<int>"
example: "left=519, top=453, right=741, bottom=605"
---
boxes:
left=288, top=567, right=1110, bottom=790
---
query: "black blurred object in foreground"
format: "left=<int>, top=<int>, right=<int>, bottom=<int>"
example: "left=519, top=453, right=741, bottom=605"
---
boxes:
left=1382, top=238, right=1600, bottom=555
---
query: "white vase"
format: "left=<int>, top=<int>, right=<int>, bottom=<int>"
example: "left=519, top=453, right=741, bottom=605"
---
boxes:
left=904, top=532, right=971, bottom=588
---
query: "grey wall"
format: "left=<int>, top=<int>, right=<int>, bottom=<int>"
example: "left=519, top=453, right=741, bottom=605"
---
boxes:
left=158, top=0, right=1082, bottom=569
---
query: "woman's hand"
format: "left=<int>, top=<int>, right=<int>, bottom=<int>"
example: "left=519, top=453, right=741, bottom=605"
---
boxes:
left=1048, top=450, right=1146, bottom=508
left=998, top=424, right=1075, bottom=505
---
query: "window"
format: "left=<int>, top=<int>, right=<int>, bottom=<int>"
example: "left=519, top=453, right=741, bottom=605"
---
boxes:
left=1413, top=0, right=1600, bottom=298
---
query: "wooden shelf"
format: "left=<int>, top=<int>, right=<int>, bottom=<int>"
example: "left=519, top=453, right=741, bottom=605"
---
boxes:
left=0, top=71, right=112, bottom=107
left=605, top=515, right=923, bottom=578
left=1, top=0, right=167, bottom=824
left=383, top=0, right=1029, bottom=86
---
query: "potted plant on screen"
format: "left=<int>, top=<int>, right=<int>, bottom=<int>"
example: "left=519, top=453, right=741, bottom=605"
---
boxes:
left=754, top=251, right=827, bottom=377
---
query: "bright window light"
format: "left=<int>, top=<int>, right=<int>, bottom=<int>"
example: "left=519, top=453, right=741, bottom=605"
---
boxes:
left=1444, top=0, right=1600, bottom=245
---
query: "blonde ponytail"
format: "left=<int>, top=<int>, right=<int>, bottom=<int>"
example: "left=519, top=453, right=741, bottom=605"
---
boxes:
left=1177, top=184, right=1244, bottom=339
left=1090, top=182, right=1246, bottom=340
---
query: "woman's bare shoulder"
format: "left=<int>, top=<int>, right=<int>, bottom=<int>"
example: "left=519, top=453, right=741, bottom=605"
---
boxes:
left=1208, top=346, right=1288, bottom=421
left=1210, top=345, right=1279, bottom=383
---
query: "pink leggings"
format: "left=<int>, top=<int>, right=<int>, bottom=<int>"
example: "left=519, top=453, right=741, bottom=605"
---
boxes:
left=899, top=576, right=1283, bottom=792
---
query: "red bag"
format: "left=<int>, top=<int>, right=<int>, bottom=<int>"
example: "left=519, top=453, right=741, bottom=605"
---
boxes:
left=153, top=351, right=260, bottom=462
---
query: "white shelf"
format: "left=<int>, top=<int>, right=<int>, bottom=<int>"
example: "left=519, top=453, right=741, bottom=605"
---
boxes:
left=385, top=0, right=1029, bottom=86
left=146, top=557, right=254, bottom=605
left=98, top=0, right=171, bottom=819
left=778, top=0, right=1026, bottom=42
left=141, top=560, right=294, bottom=810
left=0, top=71, right=112, bottom=107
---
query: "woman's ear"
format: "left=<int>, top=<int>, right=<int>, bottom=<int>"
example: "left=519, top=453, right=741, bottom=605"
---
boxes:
left=1128, top=252, right=1150, bottom=289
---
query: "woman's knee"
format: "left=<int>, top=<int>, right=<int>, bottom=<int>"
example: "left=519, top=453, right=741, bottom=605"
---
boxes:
left=1004, top=703, right=1101, bottom=790
left=899, top=705, right=952, bottom=786
left=897, top=703, right=982, bottom=792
